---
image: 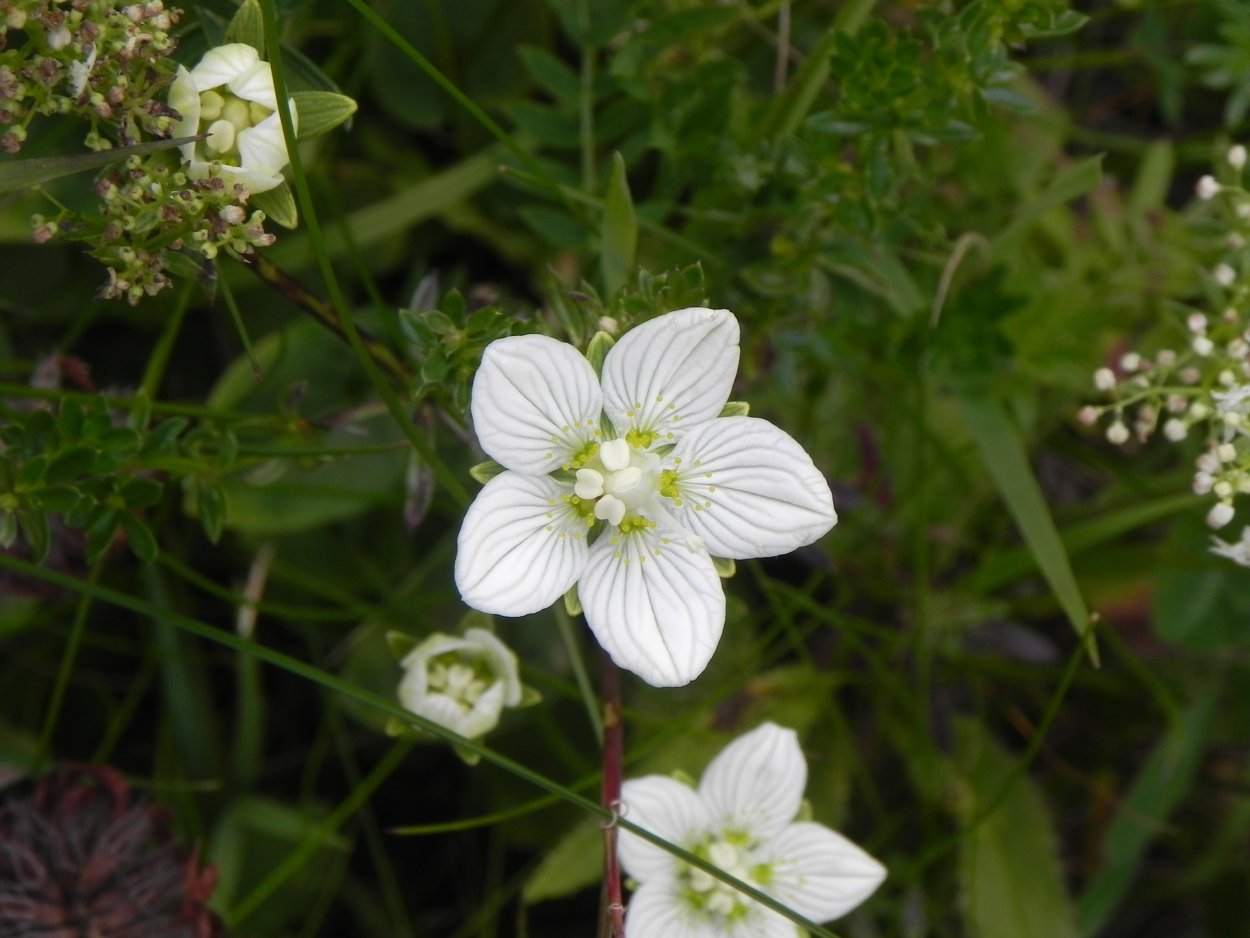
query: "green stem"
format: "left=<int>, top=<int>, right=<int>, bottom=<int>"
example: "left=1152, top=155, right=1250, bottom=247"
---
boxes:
left=140, top=280, right=194, bottom=397
left=554, top=602, right=603, bottom=744
left=35, top=558, right=102, bottom=771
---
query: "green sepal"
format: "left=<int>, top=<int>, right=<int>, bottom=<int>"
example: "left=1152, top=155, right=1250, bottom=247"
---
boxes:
left=0, top=511, right=17, bottom=549
left=384, top=716, right=409, bottom=737
left=563, top=583, right=582, bottom=617
left=453, top=744, right=482, bottom=766
left=796, top=798, right=814, bottom=822
left=457, top=610, right=495, bottom=632
left=386, top=630, right=420, bottom=660
left=252, top=182, right=298, bottom=230
left=711, top=556, right=736, bottom=579
left=518, top=685, right=543, bottom=708
left=224, top=0, right=265, bottom=50
left=671, top=768, right=697, bottom=788
left=585, top=331, right=615, bottom=376
left=290, top=91, right=359, bottom=139
left=469, top=460, right=505, bottom=485
left=718, top=400, right=750, bottom=418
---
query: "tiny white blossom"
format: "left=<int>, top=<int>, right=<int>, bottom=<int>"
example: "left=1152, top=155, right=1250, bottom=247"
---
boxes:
left=168, top=43, right=297, bottom=194
left=1106, top=421, right=1130, bottom=445
left=1193, top=336, right=1215, bottom=357
left=618, top=723, right=885, bottom=938
left=1119, top=352, right=1141, bottom=373
left=1208, top=501, right=1236, bottom=529
left=1187, top=313, right=1208, bottom=334
left=397, top=627, right=522, bottom=739
left=1230, top=145, right=1248, bottom=170
left=455, top=308, right=837, bottom=687
left=1212, top=526, right=1250, bottom=565
left=1163, top=418, right=1188, bottom=442
left=1197, top=175, right=1221, bottom=200
left=1093, top=367, right=1116, bottom=392
left=1215, top=263, right=1237, bottom=287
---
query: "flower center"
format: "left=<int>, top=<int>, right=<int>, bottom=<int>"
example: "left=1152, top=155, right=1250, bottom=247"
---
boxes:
left=196, top=88, right=271, bottom=162
left=678, top=833, right=771, bottom=923
left=571, top=437, right=661, bottom=527
left=427, top=656, right=492, bottom=711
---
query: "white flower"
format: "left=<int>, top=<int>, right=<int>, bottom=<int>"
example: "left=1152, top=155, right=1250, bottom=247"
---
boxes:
left=1212, top=526, right=1250, bottom=565
left=168, top=43, right=295, bottom=194
left=1093, top=367, right=1116, bottom=392
left=618, top=723, right=885, bottom=937
left=1230, top=145, right=1248, bottom=171
left=1207, top=501, right=1235, bottom=529
left=1197, top=175, right=1221, bottom=200
left=454, top=308, right=837, bottom=687
left=397, top=627, right=522, bottom=739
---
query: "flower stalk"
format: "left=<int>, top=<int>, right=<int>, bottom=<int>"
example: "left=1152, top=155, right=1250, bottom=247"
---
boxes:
left=599, top=650, right=625, bottom=938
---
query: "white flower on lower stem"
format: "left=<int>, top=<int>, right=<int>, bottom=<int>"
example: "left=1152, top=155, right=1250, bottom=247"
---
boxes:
left=454, top=307, right=837, bottom=687
left=1211, top=526, right=1250, bottom=566
left=618, top=723, right=885, bottom=937
left=397, top=627, right=522, bottom=739
left=168, top=43, right=296, bottom=194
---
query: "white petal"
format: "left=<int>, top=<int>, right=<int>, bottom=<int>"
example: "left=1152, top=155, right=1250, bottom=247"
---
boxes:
left=459, top=681, right=506, bottom=738
left=471, top=335, right=604, bottom=474
left=602, top=308, right=739, bottom=443
left=400, top=691, right=478, bottom=737
left=666, top=416, right=836, bottom=559
left=228, top=59, right=279, bottom=110
left=580, top=527, right=724, bottom=687
left=168, top=67, right=200, bottom=163
left=214, top=161, right=284, bottom=195
left=762, top=822, right=886, bottom=922
left=699, top=723, right=805, bottom=840
left=618, top=776, right=711, bottom=882
left=734, top=908, right=802, bottom=938
left=188, top=42, right=260, bottom=91
left=624, top=882, right=720, bottom=938
left=236, top=113, right=290, bottom=186
left=462, top=627, right=523, bottom=706
left=455, top=472, right=588, bottom=617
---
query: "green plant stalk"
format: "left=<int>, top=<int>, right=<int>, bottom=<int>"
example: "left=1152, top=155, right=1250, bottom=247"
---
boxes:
left=598, top=653, right=625, bottom=938
left=34, top=559, right=102, bottom=771
left=236, top=251, right=409, bottom=383
left=0, top=551, right=845, bottom=938
left=261, top=0, right=470, bottom=508
left=553, top=603, right=603, bottom=745
left=140, top=280, right=194, bottom=397
left=218, top=266, right=263, bottom=380
left=226, top=737, right=417, bottom=926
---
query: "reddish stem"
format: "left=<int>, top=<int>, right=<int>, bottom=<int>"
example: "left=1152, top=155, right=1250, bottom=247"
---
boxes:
left=600, top=651, right=626, bottom=938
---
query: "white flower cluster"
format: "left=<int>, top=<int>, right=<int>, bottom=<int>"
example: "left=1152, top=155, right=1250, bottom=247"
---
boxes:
left=1087, top=148, right=1250, bottom=564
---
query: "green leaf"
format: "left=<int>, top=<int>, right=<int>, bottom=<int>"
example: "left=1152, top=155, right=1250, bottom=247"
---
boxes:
left=991, top=155, right=1103, bottom=255
left=600, top=152, right=637, bottom=298
left=120, top=513, right=158, bottom=563
left=957, top=722, right=1079, bottom=938
left=44, top=446, right=96, bottom=484
left=0, top=511, right=17, bottom=550
left=0, top=136, right=202, bottom=194
left=522, top=819, right=602, bottom=903
left=290, top=91, right=358, bottom=139
left=197, top=482, right=226, bottom=543
left=17, top=511, right=50, bottom=563
left=956, top=390, right=1097, bottom=662
left=386, top=630, right=420, bottom=659
left=1076, top=682, right=1220, bottom=935
left=517, top=45, right=581, bottom=105
left=121, top=477, right=164, bottom=508
left=225, top=0, right=265, bottom=49
left=252, top=182, right=299, bottom=229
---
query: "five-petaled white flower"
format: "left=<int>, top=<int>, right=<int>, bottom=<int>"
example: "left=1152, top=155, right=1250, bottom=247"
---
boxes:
left=454, top=307, right=837, bottom=687
left=1211, top=526, right=1250, bottom=567
left=618, top=722, right=886, bottom=937
left=397, top=627, right=522, bottom=740
left=168, top=43, right=295, bottom=194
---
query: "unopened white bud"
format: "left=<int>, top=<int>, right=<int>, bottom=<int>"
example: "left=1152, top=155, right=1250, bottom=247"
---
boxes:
left=1157, top=349, right=1177, bottom=368
left=1194, top=336, right=1215, bottom=357
left=48, top=25, right=72, bottom=49
left=1077, top=405, right=1100, bottom=426
left=1198, top=175, right=1221, bottom=200
left=1216, top=263, right=1237, bottom=287
left=1218, top=442, right=1238, bottom=463
left=1120, top=352, right=1142, bottom=372
left=1230, top=233, right=1246, bottom=250
left=1188, top=312, right=1208, bottom=334
left=1164, top=418, right=1188, bottom=441
left=1240, top=202, right=1250, bottom=219
left=1215, top=481, right=1235, bottom=500
left=1195, top=471, right=1214, bottom=495
left=1220, top=369, right=1237, bottom=386
left=1094, top=367, right=1117, bottom=391
left=1106, top=421, right=1130, bottom=445
left=1208, top=501, right=1236, bottom=529
left=1231, top=144, right=1247, bottom=170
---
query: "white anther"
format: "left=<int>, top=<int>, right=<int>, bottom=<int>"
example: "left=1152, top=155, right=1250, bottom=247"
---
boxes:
left=575, top=468, right=605, bottom=499
left=600, top=439, right=630, bottom=471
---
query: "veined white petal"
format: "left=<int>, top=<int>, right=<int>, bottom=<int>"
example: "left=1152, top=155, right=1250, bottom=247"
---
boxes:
left=462, top=627, right=523, bottom=706
left=188, top=42, right=261, bottom=91
left=618, top=776, right=711, bottom=882
left=733, top=908, right=801, bottom=938
left=399, top=690, right=482, bottom=738
left=762, top=822, right=886, bottom=922
left=455, top=472, right=589, bottom=617
left=624, top=882, right=721, bottom=938
left=580, top=527, right=724, bottom=687
left=602, top=308, right=739, bottom=443
left=168, top=67, right=200, bottom=163
left=699, top=723, right=805, bottom=841
left=666, top=416, right=836, bottom=559
left=471, top=335, right=603, bottom=474
left=228, top=59, right=280, bottom=110
left=236, top=113, right=290, bottom=190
